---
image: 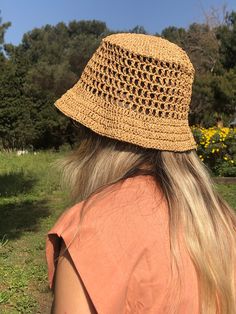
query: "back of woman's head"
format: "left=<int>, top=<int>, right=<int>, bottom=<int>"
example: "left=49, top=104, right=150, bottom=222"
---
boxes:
left=57, top=123, right=236, bottom=314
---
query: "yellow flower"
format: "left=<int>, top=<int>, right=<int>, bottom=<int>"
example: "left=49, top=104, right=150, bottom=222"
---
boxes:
left=223, top=156, right=228, bottom=161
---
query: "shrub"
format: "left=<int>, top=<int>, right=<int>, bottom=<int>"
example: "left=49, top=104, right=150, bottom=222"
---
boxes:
left=191, top=126, right=236, bottom=177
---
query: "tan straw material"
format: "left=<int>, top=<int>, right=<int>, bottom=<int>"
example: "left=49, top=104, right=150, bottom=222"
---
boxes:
left=55, top=33, right=197, bottom=151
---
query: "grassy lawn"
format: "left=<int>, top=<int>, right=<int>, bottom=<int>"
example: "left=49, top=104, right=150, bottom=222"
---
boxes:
left=0, top=151, right=235, bottom=313
left=0, top=151, right=70, bottom=314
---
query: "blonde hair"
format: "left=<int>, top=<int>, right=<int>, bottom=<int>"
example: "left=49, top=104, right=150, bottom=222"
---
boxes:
left=56, top=123, right=236, bottom=314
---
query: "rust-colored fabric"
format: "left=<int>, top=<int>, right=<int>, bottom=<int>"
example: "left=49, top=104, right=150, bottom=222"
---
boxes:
left=45, top=175, right=199, bottom=313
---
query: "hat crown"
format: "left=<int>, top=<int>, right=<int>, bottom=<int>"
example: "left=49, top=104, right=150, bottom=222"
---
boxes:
left=79, top=32, right=194, bottom=123
left=102, top=33, right=195, bottom=76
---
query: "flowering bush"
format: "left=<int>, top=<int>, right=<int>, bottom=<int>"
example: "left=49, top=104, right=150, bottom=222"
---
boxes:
left=191, top=126, right=236, bottom=177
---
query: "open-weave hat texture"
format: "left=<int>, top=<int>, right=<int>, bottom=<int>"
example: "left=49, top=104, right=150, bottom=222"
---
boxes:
left=55, top=33, right=197, bottom=151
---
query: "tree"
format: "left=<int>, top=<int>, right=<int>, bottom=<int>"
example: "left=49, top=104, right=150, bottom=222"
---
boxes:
left=161, top=13, right=236, bottom=127
left=217, top=11, right=236, bottom=69
left=162, top=23, right=220, bottom=74
left=1, top=20, right=109, bottom=149
left=161, top=26, right=187, bottom=47
left=0, top=10, right=11, bottom=56
left=129, top=25, right=147, bottom=34
left=211, top=69, right=236, bottom=119
left=0, top=59, right=37, bottom=149
left=190, top=74, right=215, bottom=127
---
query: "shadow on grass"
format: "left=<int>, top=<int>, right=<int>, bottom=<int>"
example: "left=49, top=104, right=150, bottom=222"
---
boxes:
left=0, top=172, right=37, bottom=197
left=0, top=198, right=51, bottom=240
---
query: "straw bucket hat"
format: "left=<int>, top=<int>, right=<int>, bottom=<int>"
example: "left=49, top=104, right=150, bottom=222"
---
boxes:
left=55, top=33, right=197, bottom=152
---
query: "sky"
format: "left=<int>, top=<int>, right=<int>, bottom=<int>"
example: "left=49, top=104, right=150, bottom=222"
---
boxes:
left=1, top=0, right=236, bottom=46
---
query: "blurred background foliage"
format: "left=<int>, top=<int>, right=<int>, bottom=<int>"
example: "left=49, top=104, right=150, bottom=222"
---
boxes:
left=0, top=10, right=236, bottom=154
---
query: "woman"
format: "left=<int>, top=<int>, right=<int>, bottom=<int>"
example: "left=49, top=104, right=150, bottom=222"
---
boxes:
left=45, top=33, right=236, bottom=314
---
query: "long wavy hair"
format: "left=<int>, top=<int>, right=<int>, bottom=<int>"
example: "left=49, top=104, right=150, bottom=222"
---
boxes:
left=56, top=123, right=236, bottom=314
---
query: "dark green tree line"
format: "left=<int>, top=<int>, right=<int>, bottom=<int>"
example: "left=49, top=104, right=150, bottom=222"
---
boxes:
left=0, top=12, right=236, bottom=149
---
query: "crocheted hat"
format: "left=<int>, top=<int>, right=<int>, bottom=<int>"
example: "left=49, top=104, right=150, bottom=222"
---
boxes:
left=55, top=33, right=197, bottom=151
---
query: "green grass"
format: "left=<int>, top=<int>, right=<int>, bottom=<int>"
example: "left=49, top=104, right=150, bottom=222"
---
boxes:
left=0, top=151, right=235, bottom=313
left=215, top=184, right=236, bottom=209
left=0, top=151, right=70, bottom=314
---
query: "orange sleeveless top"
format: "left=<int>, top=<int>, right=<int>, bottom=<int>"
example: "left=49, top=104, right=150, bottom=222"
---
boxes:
left=45, top=174, right=199, bottom=313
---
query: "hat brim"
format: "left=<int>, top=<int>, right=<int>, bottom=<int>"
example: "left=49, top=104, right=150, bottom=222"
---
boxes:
left=55, top=84, right=197, bottom=152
